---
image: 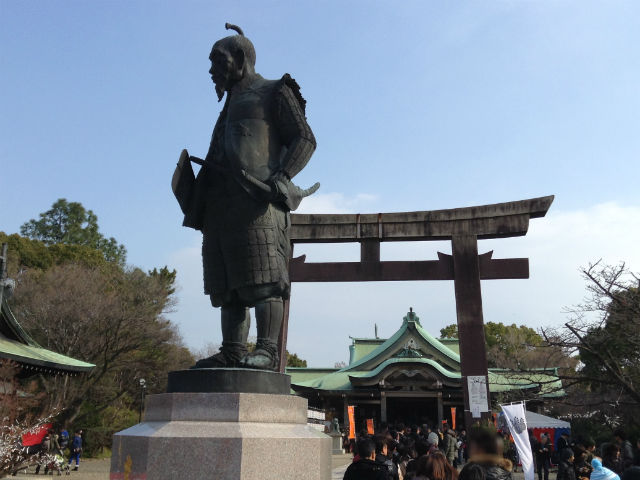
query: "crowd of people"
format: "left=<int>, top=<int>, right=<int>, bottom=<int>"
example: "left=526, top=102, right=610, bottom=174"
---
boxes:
left=341, top=423, right=640, bottom=480
left=532, top=429, right=640, bottom=480
left=14, top=427, right=84, bottom=476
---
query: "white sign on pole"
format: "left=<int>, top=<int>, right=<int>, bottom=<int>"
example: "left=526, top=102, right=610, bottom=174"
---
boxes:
left=467, top=376, right=489, bottom=417
left=501, top=403, right=534, bottom=480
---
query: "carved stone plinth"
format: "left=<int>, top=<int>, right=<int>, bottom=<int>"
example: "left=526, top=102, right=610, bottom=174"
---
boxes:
left=110, top=392, right=331, bottom=480
left=328, top=432, right=344, bottom=455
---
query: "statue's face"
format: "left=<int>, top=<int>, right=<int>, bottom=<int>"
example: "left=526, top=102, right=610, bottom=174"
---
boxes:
left=209, top=47, right=232, bottom=95
left=209, top=44, right=244, bottom=100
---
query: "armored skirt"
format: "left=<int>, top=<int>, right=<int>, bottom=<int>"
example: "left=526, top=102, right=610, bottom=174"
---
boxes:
left=201, top=182, right=291, bottom=308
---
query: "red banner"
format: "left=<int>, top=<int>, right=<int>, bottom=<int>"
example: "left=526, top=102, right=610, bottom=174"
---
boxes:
left=22, top=423, right=52, bottom=447
left=366, top=418, right=374, bottom=435
left=451, top=407, right=456, bottom=430
left=348, top=406, right=355, bottom=439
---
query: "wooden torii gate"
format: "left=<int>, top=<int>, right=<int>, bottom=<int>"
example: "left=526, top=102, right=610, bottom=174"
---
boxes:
left=278, top=195, right=554, bottom=427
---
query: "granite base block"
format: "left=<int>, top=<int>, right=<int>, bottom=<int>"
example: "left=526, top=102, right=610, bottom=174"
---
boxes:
left=110, top=392, right=331, bottom=480
left=167, top=368, right=291, bottom=395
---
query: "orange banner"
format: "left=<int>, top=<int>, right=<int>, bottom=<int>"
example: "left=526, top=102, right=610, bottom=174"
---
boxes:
left=348, top=406, right=356, bottom=439
left=366, top=418, right=374, bottom=435
left=451, top=407, right=456, bottom=430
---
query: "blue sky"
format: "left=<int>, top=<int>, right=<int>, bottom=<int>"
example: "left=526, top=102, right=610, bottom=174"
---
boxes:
left=2, top=1, right=639, bottom=365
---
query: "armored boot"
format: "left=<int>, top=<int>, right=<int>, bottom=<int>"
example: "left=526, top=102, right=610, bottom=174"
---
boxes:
left=192, top=305, right=250, bottom=368
left=240, top=298, right=282, bottom=371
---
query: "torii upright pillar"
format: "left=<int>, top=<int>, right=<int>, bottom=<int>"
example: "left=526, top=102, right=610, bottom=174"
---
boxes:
left=278, top=195, right=554, bottom=428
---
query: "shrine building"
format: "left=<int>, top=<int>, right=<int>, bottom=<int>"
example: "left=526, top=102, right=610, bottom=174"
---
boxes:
left=287, top=309, right=562, bottom=431
left=0, top=244, right=94, bottom=385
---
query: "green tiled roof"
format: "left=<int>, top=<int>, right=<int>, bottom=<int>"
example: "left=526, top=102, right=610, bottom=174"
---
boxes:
left=1, top=298, right=94, bottom=374
left=0, top=336, right=94, bottom=372
left=290, top=357, right=561, bottom=395
left=288, top=309, right=564, bottom=399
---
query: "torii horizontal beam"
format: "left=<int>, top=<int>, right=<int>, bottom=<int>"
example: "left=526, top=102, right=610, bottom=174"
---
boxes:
left=290, top=251, right=529, bottom=282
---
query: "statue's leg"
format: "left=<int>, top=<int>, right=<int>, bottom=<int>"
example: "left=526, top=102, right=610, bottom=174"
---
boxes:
left=191, top=303, right=250, bottom=369
left=240, top=297, right=282, bottom=371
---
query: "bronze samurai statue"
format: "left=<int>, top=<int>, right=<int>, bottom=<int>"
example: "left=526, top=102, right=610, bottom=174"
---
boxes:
left=172, top=24, right=318, bottom=371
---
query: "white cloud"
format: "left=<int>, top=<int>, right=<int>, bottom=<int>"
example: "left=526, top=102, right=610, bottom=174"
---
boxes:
left=167, top=200, right=640, bottom=368
left=296, top=192, right=377, bottom=214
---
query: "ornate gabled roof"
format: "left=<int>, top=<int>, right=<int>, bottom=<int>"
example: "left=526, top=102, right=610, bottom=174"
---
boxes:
left=343, top=309, right=461, bottom=373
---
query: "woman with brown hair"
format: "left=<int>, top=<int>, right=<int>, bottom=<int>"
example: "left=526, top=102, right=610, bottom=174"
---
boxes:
left=415, top=451, right=459, bottom=480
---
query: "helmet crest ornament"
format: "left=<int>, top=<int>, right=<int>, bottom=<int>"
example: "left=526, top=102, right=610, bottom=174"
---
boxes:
left=225, top=23, right=244, bottom=36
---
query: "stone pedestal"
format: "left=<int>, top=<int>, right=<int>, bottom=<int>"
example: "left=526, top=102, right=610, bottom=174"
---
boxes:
left=111, top=391, right=330, bottom=479
left=328, top=432, right=344, bottom=455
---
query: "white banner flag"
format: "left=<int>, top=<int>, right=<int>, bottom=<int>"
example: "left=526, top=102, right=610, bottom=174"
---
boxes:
left=501, top=403, right=534, bottom=480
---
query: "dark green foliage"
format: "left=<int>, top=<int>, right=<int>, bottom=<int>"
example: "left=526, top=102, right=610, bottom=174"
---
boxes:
left=541, top=262, right=640, bottom=429
left=439, top=321, right=552, bottom=369
left=20, top=199, right=127, bottom=266
left=0, top=232, right=106, bottom=273
left=439, top=321, right=541, bottom=346
left=246, top=342, right=308, bottom=367
left=3, top=221, right=190, bottom=453
left=578, top=286, right=640, bottom=393
left=439, top=324, right=459, bottom=339
left=286, top=351, right=307, bottom=367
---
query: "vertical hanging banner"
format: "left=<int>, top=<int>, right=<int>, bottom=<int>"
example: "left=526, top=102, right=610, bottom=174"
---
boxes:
left=468, top=376, right=489, bottom=418
left=348, top=406, right=356, bottom=439
left=501, top=403, right=534, bottom=480
left=366, top=418, right=375, bottom=435
left=451, top=407, right=457, bottom=430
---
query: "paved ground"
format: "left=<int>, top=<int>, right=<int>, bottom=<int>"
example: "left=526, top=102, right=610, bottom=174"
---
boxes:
left=13, top=456, right=528, bottom=479
left=14, top=455, right=355, bottom=479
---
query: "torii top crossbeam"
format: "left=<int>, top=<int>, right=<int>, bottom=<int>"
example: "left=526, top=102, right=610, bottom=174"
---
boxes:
left=290, top=195, right=554, bottom=243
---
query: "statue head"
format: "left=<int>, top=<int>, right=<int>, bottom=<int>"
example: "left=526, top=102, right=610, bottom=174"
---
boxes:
left=210, top=23, right=256, bottom=101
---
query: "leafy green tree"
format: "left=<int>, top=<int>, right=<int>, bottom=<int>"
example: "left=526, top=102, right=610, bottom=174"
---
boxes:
left=20, top=199, right=126, bottom=265
left=286, top=351, right=308, bottom=367
left=544, top=262, right=640, bottom=406
left=439, top=321, right=565, bottom=369
left=0, top=232, right=107, bottom=273
left=10, top=262, right=192, bottom=427
left=440, top=324, right=459, bottom=339
left=539, top=262, right=640, bottom=431
left=2, top=230, right=188, bottom=450
left=439, top=322, right=541, bottom=347
left=244, top=341, right=307, bottom=367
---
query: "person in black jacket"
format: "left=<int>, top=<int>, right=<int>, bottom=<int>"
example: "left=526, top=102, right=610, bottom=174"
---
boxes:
left=602, top=443, right=624, bottom=475
left=557, top=449, right=577, bottom=480
left=614, top=429, right=635, bottom=471
left=344, top=437, right=389, bottom=480
left=405, top=440, right=430, bottom=478
left=536, top=435, right=552, bottom=480
left=557, top=433, right=573, bottom=459
left=375, top=435, right=398, bottom=480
